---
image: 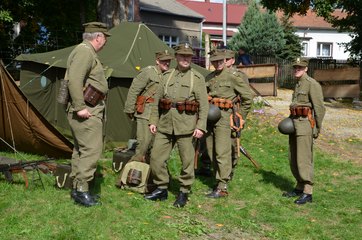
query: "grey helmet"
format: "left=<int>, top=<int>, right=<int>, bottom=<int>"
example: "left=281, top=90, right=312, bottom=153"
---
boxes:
left=207, top=104, right=221, bottom=123
left=278, top=117, right=295, bottom=135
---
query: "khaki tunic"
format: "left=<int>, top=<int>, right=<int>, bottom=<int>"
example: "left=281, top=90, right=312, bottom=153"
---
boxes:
left=289, top=73, right=325, bottom=194
left=124, top=66, right=163, bottom=161
left=149, top=67, right=209, bottom=193
left=65, top=40, right=108, bottom=192
left=205, top=67, right=252, bottom=189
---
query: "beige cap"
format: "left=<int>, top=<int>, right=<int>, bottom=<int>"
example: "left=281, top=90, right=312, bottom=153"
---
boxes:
left=292, top=57, right=309, bottom=67
left=173, top=43, right=194, bottom=55
left=83, top=22, right=111, bottom=36
left=156, top=50, right=173, bottom=60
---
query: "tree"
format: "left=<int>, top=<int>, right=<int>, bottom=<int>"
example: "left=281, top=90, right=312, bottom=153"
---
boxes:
left=228, top=1, right=285, bottom=56
left=277, top=16, right=302, bottom=60
left=260, top=0, right=362, bottom=59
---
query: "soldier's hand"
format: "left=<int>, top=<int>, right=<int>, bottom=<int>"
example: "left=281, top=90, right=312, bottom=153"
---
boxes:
left=193, top=129, right=204, bottom=139
left=313, top=128, right=320, bottom=139
left=149, top=124, right=157, bottom=134
left=77, top=108, right=92, bottom=119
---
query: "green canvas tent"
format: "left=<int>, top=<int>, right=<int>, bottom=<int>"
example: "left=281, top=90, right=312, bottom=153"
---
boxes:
left=15, top=22, right=209, bottom=146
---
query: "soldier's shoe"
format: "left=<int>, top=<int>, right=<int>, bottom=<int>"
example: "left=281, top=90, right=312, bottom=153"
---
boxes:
left=144, top=188, right=168, bottom=201
left=294, top=194, right=312, bottom=205
left=71, top=189, right=100, bottom=201
left=282, top=189, right=303, bottom=198
left=173, top=192, right=188, bottom=208
left=206, top=188, right=228, bottom=198
left=72, top=191, right=101, bottom=207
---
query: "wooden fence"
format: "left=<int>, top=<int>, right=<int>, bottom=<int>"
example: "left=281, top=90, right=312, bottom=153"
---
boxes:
left=252, top=56, right=361, bottom=98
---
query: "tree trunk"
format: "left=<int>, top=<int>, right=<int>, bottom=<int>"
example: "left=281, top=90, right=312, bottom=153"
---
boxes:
left=97, top=0, right=140, bottom=28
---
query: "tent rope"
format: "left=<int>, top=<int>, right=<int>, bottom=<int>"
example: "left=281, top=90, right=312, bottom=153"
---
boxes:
left=122, top=24, right=143, bottom=64
left=19, top=59, right=61, bottom=90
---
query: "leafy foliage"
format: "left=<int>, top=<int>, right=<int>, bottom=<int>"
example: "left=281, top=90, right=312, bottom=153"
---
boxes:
left=260, top=0, right=362, bottom=59
left=277, top=15, right=303, bottom=60
left=228, top=1, right=285, bottom=57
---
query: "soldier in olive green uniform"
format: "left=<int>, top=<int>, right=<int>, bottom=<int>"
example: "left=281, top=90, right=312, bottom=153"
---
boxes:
left=124, top=50, right=173, bottom=162
left=205, top=50, right=252, bottom=198
left=282, top=58, right=326, bottom=204
left=65, top=22, right=111, bottom=207
left=145, top=43, right=209, bottom=208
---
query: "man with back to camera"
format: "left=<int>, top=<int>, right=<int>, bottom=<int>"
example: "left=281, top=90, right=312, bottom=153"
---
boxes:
left=65, top=22, right=111, bottom=207
left=282, top=58, right=325, bottom=204
left=124, top=50, right=173, bottom=162
left=144, top=43, right=209, bottom=208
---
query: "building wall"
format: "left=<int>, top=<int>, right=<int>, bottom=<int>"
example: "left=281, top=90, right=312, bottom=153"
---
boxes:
left=296, top=29, right=352, bottom=60
left=141, top=12, right=202, bottom=48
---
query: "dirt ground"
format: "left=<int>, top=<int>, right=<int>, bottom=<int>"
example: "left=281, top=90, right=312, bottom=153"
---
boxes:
left=259, top=89, right=362, bottom=165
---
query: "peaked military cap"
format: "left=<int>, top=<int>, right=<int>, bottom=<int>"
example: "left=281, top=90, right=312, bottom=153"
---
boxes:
left=225, top=49, right=236, bottom=59
left=209, top=49, right=226, bottom=62
left=292, top=57, right=309, bottom=67
left=173, top=43, right=194, bottom=55
left=156, top=50, right=173, bottom=60
left=83, top=22, right=111, bottom=36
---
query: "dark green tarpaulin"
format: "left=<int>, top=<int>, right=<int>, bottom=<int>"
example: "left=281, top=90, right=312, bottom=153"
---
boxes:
left=15, top=22, right=209, bottom=147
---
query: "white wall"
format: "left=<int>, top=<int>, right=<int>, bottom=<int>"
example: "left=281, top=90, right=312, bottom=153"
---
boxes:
left=296, top=29, right=352, bottom=60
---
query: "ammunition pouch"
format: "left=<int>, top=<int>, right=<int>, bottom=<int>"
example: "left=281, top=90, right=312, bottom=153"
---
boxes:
left=159, top=98, right=172, bottom=110
left=83, top=84, right=106, bottom=107
left=210, top=97, right=233, bottom=110
left=159, top=98, right=199, bottom=113
left=135, top=96, right=154, bottom=114
left=185, top=100, right=199, bottom=113
left=290, top=106, right=315, bottom=128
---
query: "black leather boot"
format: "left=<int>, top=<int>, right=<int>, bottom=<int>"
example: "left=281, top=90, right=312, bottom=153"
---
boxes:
left=282, top=189, right=303, bottom=198
left=173, top=192, right=188, bottom=208
left=72, top=191, right=100, bottom=207
left=144, top=188, right=168, bottom=201
left=71, top=189, right=100, bottom=201
left=294, top=193, right=313, bottom=204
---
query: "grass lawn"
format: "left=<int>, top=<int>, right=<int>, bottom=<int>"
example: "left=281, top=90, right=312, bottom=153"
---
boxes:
left=0, top=113, right=361, bottom=240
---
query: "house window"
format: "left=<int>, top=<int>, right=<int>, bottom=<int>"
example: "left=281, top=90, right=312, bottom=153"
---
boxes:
left=301, top=42, right=308, bottom=56
left=317, top=42, right=332, bottom=58
left=159, top=35, right=179, bottom=47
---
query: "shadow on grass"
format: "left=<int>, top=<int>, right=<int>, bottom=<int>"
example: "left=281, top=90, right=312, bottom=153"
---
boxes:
left=258, top=169, right=295, bottom=192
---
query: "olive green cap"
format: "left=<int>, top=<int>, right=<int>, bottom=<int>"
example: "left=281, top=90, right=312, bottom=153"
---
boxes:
left=209, top=49, right=226, bottom=62
left=225, top=49, right=235, bottom=59
left=292, top=57, right=309, bottom=67
left=173, top=43, right=194, bottom=55
left=156, top=49, right=173, bottom=60
left=83, top=22, right=111, bottom=36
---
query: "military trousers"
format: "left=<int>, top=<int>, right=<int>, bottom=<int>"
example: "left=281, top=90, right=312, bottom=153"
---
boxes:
left=131, top=117, right=154, bottom=162
left=68, top=104, right=104, bottom=192
left=150, top=132, right=195, bottom=193
left=206, top=116, right=232, bottom=190
left=289, top=118, right=314, bottom=194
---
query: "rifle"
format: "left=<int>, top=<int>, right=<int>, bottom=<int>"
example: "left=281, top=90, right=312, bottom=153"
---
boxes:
left=239, top=144, right=261, bottom=170
left=0, top=157, right=56, bottom=189
left=194, top=138, right=200, bottom=169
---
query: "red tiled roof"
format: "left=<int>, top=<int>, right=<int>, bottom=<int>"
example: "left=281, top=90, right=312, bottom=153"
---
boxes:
left=277, top=9, right=347, bottom=29
left=203, top=29, right=235, bottom=36
left=177, top=0, right=247, bottom=24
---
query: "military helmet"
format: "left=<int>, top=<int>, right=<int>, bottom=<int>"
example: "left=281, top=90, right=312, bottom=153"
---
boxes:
left=278, top=117, right=295, bottom=135
left=207, top=104, right=221, bottom=123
